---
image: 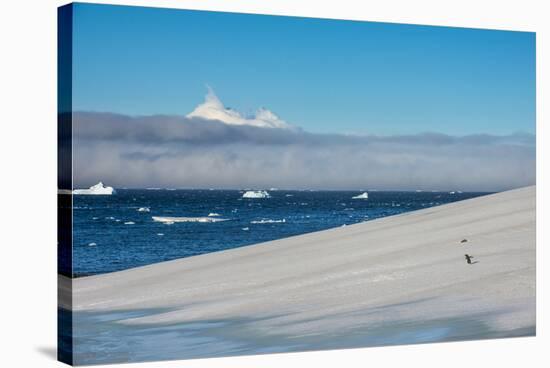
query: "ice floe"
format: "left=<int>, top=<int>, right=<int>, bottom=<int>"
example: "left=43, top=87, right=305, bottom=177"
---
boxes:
left=251, top=219, right=286, bottom=224
left=152, top=216, right=229, bottom=224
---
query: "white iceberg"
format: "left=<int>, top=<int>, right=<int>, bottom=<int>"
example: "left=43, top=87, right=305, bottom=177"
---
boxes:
left=73, top=182, right=115, bottom=195
left=137, top=207, right=150, bottom=212
left=242, top=190, right=271, bottom=199
left=352, top=192, right=369, bottom=199
left=152, top=216, right=229, bottom=224
left=208, top=212, right=221, bottom=217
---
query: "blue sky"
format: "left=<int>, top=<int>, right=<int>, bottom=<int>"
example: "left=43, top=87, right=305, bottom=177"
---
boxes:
left=72, top=3, right=535, bottom=135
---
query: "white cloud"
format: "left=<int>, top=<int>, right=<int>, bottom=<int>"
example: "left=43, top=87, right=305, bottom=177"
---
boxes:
left=186, top=87, right=293, bottom=129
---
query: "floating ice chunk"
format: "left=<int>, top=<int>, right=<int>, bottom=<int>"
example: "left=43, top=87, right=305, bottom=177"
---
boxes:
left=73, top=182, right=115, bottom=195
left=208, top=213, right=221, bottom=217
left=251, top=218, right=286, bottom=224
left=242, top=190, right=270, bottom=199
left=88, top=242, right=97, bottom=246
left=352, top=192, right=369, bottom=199
left=285, top=194, right=294, bottom=197
left=137, top=207, right=150, bottom=212
left=124, top=221, right=135, bottom=225
left=157, top=233, right=164, bottom=236
left=242, top=227, right=250, bottom=231
left=152, top=216, right=229, bottom=223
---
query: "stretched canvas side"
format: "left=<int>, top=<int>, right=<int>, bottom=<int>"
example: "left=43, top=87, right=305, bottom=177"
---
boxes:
left=58, top=3, right=74, bottom=365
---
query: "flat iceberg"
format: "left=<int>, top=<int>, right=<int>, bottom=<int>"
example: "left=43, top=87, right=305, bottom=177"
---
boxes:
left=352, top=192, right=369, bottom=199
left=73, top=182, right=115, bottom=195
left=251, top=218, right=286, bottom=224
left=152, top=216, right=229, bottom=224
left=208, top=213, right=221, bottom=217
left=137, top=207, right=150, bottom=212
left=242, top=190, right=271, bottom=199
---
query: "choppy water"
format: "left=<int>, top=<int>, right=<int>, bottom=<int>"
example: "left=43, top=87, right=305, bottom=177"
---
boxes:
left=73, top=189, right=488, bottom=276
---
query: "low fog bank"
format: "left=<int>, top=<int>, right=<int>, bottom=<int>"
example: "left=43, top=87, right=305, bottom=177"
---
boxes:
left=72, top=111, right=535, bottom=192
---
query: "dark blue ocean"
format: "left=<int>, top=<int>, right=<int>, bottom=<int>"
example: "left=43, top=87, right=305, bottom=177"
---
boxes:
left=73, top=189, right=488, bottom=276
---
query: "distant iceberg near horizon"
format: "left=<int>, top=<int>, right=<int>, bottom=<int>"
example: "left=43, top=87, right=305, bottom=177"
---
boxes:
left=242, top=190, right=271, bottom=199
left=73, top=182, right=115, bottom=195
left=352, top=192, right=369, bottom=199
